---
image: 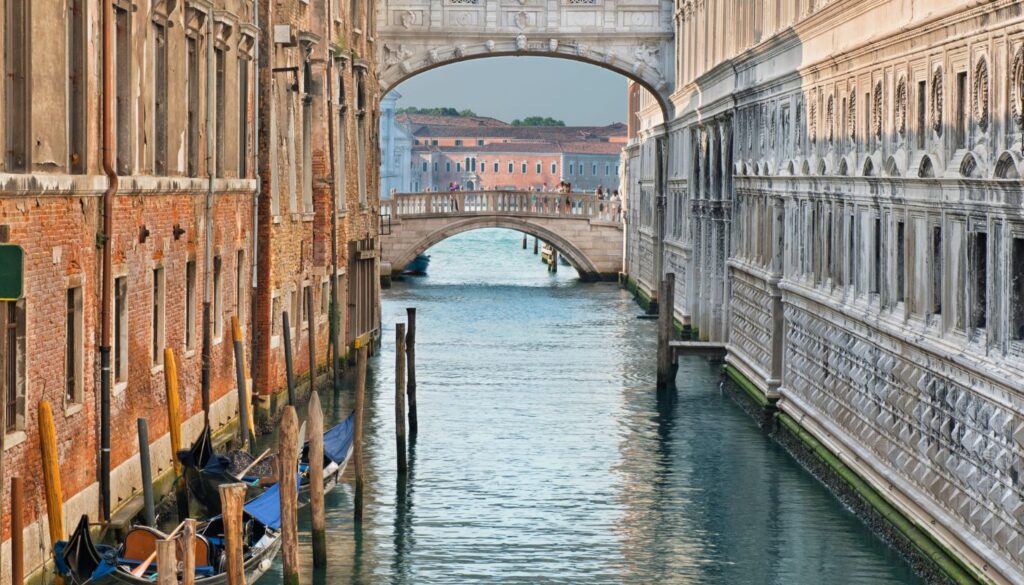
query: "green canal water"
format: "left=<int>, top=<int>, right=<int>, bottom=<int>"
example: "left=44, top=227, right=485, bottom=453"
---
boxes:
left=265, top=228, right=923, bottom=584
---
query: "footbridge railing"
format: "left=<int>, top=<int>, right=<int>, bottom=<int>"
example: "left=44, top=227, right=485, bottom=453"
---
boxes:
left=383, top=190, right=622, bottom=223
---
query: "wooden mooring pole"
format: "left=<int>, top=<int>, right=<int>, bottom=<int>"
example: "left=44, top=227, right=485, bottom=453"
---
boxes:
left=307, top=391, right=327, bottom=567
left=164, top=348, right=189, bottom=519
left=231, top=316, right=252, bottom=451
left=279, top=406, right=300, bottom=584
left=656, top=272, right=677, bottom=390
left=181, top=518, right=197, bottom=585
left=11, top=476, right=23, bottom=585
left=218, top=483, right=247, bottom=585
left=137, top=418, right=156, bottom=526
left=395, top=323, right=407, bottom=475
left=522, top=233, right=527, bottom=249
left=405, top=308, right=418, bottom=436
left=354, top=341, right=368, bottom=522
left=39, top=401, right=65, bottom=585
left=156, top=538, right=176, bottom=585
left=283, top=311, right=296, bottom=406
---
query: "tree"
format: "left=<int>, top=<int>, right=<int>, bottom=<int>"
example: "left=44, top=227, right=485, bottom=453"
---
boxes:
left=397, top=106, right=477, bottom=117
left=511, top=117, right=565, bottom=127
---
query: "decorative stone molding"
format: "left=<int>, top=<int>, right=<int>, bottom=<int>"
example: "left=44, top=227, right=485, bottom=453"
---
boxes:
left=974, top=57, right=989, bottom=132
left=894, top=76, right=907, bottom=139
left=847, top=89, right=856, bottom=144
left=871, top=81, right=882, bottom=141
left=931, top=66, right=944, bottom=136
left=826, top=94, right=834, bottom=145
left=1012, top=47, right=1024, bottom=130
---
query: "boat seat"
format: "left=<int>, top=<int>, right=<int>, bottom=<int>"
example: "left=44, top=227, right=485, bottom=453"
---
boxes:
left=121, top=525, right=166, bottom=562
left=176, top=534, right=213, bottom=568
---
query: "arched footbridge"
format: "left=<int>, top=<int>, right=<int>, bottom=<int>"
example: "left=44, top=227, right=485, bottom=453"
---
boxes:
left=380, top=191, right=624, bottom=281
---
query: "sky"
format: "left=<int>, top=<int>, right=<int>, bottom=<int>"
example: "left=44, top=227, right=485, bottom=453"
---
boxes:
left=391, top=57, right=627, bottom=126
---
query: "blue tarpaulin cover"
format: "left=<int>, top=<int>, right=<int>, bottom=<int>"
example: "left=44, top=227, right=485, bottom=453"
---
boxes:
left=322, top=413, right=355, bottom=464
left=242, top=473, right=300, bottom=530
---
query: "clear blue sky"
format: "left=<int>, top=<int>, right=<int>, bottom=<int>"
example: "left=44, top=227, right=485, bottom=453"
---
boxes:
left=392, top=57, right=626, bottom=126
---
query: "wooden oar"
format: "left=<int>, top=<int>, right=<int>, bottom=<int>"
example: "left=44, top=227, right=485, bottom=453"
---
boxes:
left=233, top=448, right=272, bottom=481
left=130, top=519, right=187, bottom=577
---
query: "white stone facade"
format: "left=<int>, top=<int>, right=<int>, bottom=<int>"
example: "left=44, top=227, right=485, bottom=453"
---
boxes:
left=380, top=91, right=414, bottom=198
left=625, top=1, right=1024, bottom=583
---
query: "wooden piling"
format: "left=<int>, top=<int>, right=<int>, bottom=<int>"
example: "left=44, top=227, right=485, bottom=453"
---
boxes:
left=11, top=477, right=23, bottom=585
left=405, top=308, right=417, bottom=436
left=551, top=249, right=558, bottom=273
left=231, top=316, right=252, bottom=450
left=137, top=418, right=156, bottom=526
left=354, top=341, right=368, bottom=523
left=306, top=286, right=317, bottom=394
left=181, top=518, right=197, bottom=585
left=279, top=406, right=300, bottom=584
left=38, top=400, right=65, bottom=584
left=395, top=323, right=407, bottom=475
left=533, top=236, right=538, bottom=254
left=522, top=233, right=527, bottom=249
left=282, top=311, right=296, bottom=406
left=156, top=538, right=176, bottom=585
left=218, top=483, right=247, bottom=585
left=307, top=391, right=327, bottom=567
left=656, top=272, right=677, bottom=389
left=164, top=348, right=189, bottom=519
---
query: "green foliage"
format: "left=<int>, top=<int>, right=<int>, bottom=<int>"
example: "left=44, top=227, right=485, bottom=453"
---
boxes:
left=397, top=107, right=478, bottom=117
left=511, top=117, right=565, bottom=127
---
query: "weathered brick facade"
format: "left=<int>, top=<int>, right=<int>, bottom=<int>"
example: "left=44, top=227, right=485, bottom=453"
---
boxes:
left=0, top=0, right=379, bottom=581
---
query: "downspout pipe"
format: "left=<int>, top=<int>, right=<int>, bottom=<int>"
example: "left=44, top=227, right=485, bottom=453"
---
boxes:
left=201, top=10, right=215, bottom=425
left=249, top=0, right=261, bottom=391
left=99, top=0, right=119, bottom=523
left=325, top=5, right=341, bottom=390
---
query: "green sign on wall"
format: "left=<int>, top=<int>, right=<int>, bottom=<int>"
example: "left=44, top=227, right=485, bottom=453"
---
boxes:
left=0, top=244, right=24, bottom=301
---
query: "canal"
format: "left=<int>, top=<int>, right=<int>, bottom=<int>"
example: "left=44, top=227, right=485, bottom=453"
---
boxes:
left=267, top=228, right=923, bottom=584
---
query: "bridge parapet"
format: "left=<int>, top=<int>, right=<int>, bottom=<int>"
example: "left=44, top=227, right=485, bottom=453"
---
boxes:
left=381, top=190, right=624, bottom=281
left=383, top=190, right=622, bottom=223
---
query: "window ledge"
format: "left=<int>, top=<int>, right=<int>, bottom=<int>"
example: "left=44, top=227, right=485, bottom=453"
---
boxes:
left=302, top=212, right=315, bottom=222
left=4, top=431, right=26, bottom=451
left=185, top=348, right=197, bottom=359
left=272, top=215, right=282, bottom=225
left=271, top=335, right=281, bottom=349
left=114, top=381, right=128, bottom=396
left=290, top=213, right=302, bottom=223
left=65, top=403, right=84, bottom=417
left=151, top=364, right=165, bottom=376
left=213, top=335, right=223, bottom=346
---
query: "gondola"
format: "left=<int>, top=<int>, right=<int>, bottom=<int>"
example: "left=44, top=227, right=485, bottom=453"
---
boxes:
left=55, top=482, right=286, bottom=585
left=178, top=412, right=355, bottom=513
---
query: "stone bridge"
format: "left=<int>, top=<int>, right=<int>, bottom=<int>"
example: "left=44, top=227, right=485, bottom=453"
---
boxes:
left=380, top=191, right=623, bottom=280
left=375, top=0, right=675, bottom=117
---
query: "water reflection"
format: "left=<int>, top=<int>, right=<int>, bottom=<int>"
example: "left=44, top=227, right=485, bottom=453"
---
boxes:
left=263, top=228, right=922, bottom=585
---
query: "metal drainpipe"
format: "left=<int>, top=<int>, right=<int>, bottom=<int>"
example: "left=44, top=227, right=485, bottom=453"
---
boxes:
left=201, top=10, right=215, bottom=425
left=249, top=0, right=261, bottom=401
left=99, top=0, right=118, bottom=523
left=325, top=16, right=341, bottom=390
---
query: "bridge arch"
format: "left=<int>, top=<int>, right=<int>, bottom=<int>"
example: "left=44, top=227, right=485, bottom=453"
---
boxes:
left=391, top=216, right=606, bottom=280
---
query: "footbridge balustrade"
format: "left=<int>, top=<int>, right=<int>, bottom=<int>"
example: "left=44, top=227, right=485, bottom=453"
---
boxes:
left=381, top=190, right=624, bottom=281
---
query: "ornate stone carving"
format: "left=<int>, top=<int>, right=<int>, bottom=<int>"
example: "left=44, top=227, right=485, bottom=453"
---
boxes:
left=931, top=66, right=943, bottom=136
left=383, top=43, right=413, bottom=66
left=633, top=44, right=659, bottom=70
left=515, top=34, right=527, bottom=51
left=400, top=10, right=415, bottom=29
left=974, top=57, right=989, bottom=132
left=809, top=97, right=818, bottom=145
left=872, top=81, right=883, bottom=141
left=1012, top=47, right=1024, bottom=129
left=427, top=48, right=440, bottom=63
left=484, top=39, right=495, bottom=52
left=894, top=76, right=907, bottom=138
left=548, top=38, right=558, bottom=52
left=454, top=44, right=467, bottom=57
left=515, top=10, right=528, bottom=30
left=826, top=94, right=834, bottom=144
left=847, top=90, right=856, bottom=143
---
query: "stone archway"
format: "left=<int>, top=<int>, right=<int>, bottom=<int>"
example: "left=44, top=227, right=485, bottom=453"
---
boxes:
left=377, top=0, right=675, bottom=119
left=388, top=216, right=618, bottom=281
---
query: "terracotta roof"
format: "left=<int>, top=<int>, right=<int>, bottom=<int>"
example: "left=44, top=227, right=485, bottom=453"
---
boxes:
left=396, top=113, right=510, bottom=128
left=411, top=140, right=623, bottom=156
left=409, top=123, right=626, bottom=140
